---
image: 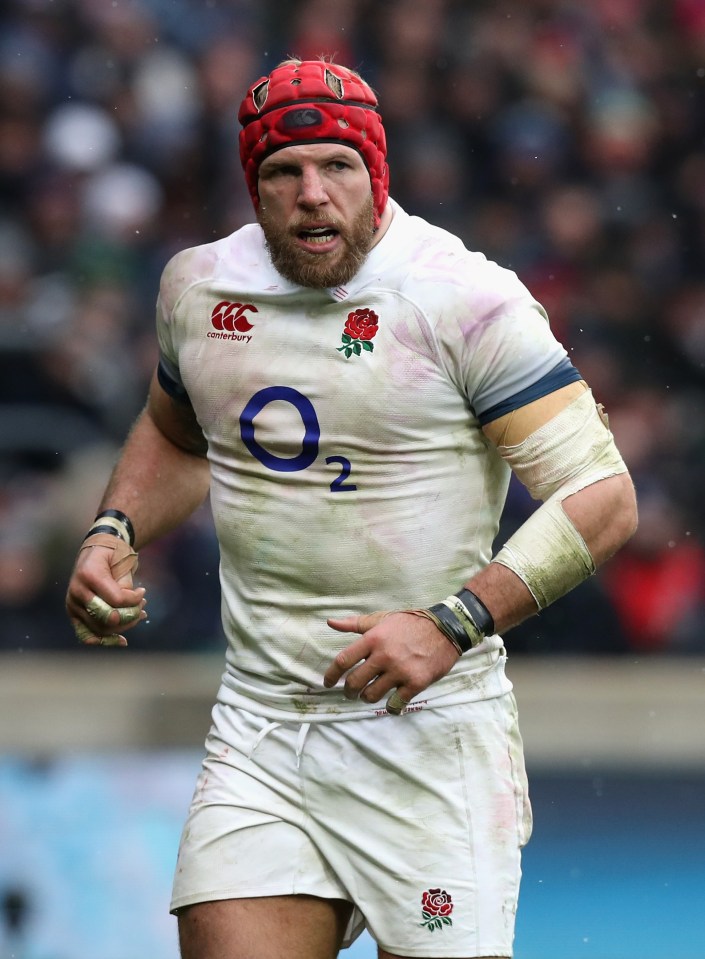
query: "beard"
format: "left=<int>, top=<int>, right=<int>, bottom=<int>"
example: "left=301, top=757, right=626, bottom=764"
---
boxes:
left=259, top=194, right=376, bottom=288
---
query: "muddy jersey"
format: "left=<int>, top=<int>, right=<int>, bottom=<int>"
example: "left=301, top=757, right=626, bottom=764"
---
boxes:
left=156, top=200, right=579, bottom=720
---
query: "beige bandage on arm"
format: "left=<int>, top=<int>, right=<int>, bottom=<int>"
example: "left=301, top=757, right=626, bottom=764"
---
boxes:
left=491, top=389, right=627, bottom=609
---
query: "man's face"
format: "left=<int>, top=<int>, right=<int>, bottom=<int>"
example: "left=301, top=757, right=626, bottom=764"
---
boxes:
left=257, top=143, right=376, bottom=288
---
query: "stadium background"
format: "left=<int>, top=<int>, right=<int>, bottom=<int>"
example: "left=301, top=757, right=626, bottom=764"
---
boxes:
left=0, top=0, right=703, bottom=956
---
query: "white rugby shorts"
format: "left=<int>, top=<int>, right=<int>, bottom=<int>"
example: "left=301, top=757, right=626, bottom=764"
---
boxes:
left=171, top=693, right=533, bottom=958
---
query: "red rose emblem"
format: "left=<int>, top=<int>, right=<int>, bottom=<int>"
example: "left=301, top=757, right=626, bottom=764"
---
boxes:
left=420, top=888, right=454, bottom=931
left=337, top=307, right=379, bottom=358
left=422, top=889, right=453, bottom=917
left=344, top=308, right=379, bottom=341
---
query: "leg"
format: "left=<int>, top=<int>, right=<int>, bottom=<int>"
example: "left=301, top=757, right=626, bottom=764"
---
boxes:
left=172, top=711, right=362, bottom=957
left=379, top=953, right=507, bottom=959
left=304, top=695, right=530, bottom=959
left=179, top=894, right=353, bottom=959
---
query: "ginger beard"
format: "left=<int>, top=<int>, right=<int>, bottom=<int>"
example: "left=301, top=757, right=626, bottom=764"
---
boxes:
left=258, top=192, right=376, bottom=289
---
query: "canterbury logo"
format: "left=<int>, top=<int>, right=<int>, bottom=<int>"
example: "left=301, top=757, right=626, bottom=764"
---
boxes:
left=210, top=301, right=258, bottom=332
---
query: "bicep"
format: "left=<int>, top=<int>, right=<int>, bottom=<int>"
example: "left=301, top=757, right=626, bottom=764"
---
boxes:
left=146, top=370, right=208, bottom=457
left=484, top=382, right=637, bottom=558
left=482, top=380, right=588, bottom=447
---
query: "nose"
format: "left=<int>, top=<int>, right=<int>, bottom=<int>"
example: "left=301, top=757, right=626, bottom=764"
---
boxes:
left=297, top=166, right=328, bottom=208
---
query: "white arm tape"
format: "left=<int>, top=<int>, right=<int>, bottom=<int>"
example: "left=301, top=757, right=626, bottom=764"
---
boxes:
left=491, top=390, right=627, bottom=608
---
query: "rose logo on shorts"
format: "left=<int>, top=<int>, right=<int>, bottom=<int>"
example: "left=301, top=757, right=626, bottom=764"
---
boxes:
left=337, top=307, right=378, bottom=358
left=419, top=888, right=454, bottom=932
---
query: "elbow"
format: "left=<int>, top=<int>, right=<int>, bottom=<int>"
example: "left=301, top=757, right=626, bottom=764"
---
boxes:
left=600, top=472, right=638, bottom=561
left=563, top=471, right=638, bottom=567
left=616, top=473, right=639, bottom=547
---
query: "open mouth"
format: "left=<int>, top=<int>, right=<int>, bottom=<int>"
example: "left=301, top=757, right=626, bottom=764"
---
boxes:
left=298, top=226, right=340, bottom=246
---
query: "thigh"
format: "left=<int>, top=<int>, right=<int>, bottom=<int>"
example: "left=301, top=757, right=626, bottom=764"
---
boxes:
left=171, top=709, right=357, bottom=913
left=304, top=694, right=532, bottom=958
left=379, top=952, right=507, bottom=959
left=178, top=894, right=352, bottom=959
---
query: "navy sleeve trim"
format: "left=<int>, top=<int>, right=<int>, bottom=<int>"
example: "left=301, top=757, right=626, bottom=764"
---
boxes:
left=157, top=359, right=192, bottom=405
left=478, top=358, right=582, bottom=426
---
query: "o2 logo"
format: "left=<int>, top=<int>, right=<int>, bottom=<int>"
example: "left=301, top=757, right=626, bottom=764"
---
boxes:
left=239, top=386, right=357, bottom=492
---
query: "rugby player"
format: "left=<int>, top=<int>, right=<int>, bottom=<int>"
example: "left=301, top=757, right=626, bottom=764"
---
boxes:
left=66, top=58, right=637, bottom=959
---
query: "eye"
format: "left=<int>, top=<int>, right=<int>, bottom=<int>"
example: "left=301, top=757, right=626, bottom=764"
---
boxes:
left=262, top=164, right=299, bottom=180
left=328, top=159, right=351, bottom=172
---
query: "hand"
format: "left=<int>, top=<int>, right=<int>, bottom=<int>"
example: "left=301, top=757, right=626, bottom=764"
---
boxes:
left=323, top=609, right=460, bottom=715
left=65, top=533, right=146, bottom=647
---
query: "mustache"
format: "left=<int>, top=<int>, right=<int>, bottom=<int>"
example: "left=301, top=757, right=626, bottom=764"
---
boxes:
left=289, top=214, right=344, bottom=233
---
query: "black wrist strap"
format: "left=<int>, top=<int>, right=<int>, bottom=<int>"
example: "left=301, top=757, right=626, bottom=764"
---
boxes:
left=82, top=525, right=123, bottom=543
left=425, top=588, right=495, bottom=656
left=427, top=602, right=474, bottom=654
left=455, top=588, right=495, bottom=637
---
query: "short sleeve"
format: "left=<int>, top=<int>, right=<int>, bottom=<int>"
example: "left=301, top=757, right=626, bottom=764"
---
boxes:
left=432, top=258, right=572, bottom=420
left=154, top=255, right=187, bottom=399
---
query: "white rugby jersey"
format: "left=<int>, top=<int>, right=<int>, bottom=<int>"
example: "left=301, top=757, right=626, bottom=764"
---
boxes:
left=156, top=200, right=579, bottom=720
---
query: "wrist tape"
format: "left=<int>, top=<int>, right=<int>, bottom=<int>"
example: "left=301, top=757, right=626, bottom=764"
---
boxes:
left=79, top=532, right=139, bottom=580
left=83, top=509, right=135, bottom=547
left=424, top=588, right=495, bottom=654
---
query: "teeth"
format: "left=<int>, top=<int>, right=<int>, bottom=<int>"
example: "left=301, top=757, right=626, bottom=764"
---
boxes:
left=300, top=227, right=335, bottom=244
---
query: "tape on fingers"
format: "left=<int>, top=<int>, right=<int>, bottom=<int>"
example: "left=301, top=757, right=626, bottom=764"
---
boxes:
left=72, top=620, right=124, bottom=647
left=386, top=690, right=410, bottom=716
left=114, top=605, right=142, bottom=625
left=85, top=595, right=114, bottom=624
left=86, top=595, right=141, bottom=626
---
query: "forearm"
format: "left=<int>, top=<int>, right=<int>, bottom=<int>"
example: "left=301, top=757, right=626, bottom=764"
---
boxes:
left=461, top=563, right=535, bottom=635
left=98, top=406, right=210, bottom=549
left=67, top=381, right=210, bottom=647
left=466, top=471, right=637, bottom=635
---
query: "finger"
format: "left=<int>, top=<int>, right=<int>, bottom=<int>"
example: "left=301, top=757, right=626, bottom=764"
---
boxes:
left=66, top=582, right=146, bottom=620
left=342, top=659, right=386, bottom=700
left=358, top=672, right=397, bottom=704
left=86, top=595, right=143, bottom=627
left=322, top=636, right=372, bottom=688
left=326, top=615, right=365, bottom=635
left=327, top=610, right=393, bottom=635
left=87, top=584, right=146, bottom=610
left=386, top=689, right=411, bottom=716
left=72, top=618, right=127, bottom=648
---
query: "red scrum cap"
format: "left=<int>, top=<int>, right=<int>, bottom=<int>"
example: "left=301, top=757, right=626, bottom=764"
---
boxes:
left=238, top=60, right=389, bottom=227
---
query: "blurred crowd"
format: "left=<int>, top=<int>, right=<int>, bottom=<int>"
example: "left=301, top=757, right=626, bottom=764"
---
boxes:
left=2, top=0, right=705, bottom=655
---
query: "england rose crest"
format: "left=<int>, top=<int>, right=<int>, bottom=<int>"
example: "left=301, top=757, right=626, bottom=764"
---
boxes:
left=337, top=307, right=379, bottom=358
left=419, top=888, right=454, bottom=931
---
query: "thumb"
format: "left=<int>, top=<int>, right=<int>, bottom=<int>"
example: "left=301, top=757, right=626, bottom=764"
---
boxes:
left=327, top=610, right=393, bottom=634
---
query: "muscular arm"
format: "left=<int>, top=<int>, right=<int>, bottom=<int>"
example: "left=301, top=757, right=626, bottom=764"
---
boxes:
left=325, top=381, right=638, bottom=710
left=467, top=381, right=638, bottom=633
left=459, top=474, right=637, bottom=632
left=65, top=371, right=210, bottom=645
left=98, top=370, right=211, bottom=549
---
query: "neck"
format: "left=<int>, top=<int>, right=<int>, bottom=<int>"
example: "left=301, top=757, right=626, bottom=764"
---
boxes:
left=370, top=203, right=393, bottom=249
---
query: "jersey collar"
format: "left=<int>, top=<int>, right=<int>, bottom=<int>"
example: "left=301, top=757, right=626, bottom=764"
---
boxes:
left=323, top=198, right=407, bottom=302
